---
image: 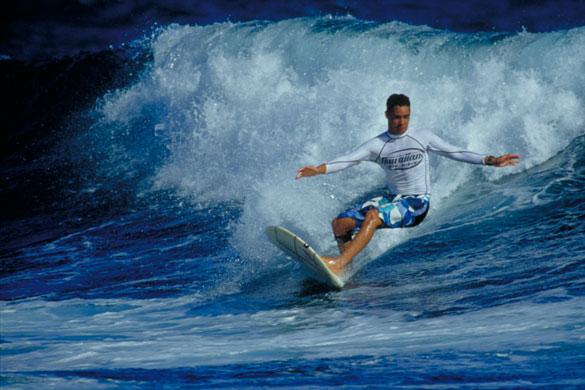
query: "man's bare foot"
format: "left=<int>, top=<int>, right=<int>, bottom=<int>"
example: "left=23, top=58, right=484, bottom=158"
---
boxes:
left=321, top=256, right=344, bottom=276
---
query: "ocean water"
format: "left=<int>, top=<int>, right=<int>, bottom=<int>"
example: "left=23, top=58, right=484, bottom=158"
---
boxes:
left=2, top=16, right=585, bottom=388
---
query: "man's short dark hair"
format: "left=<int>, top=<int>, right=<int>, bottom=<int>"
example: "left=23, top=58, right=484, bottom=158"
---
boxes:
left=386, top=94, right=410, bottom=111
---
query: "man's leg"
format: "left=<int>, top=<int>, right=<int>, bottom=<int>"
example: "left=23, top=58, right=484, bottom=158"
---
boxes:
left=324, top=209, right=382, bottom=275
left=331, top=217, right=356, bottom=253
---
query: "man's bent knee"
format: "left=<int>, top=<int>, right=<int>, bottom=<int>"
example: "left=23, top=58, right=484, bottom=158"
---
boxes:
left=332, top=217, right=356, bottom=243
left=332, top=217, right=355, bottom=234
left=364, top=209, right=383, bottom=228
left=331, top=218, right=341, bottom=234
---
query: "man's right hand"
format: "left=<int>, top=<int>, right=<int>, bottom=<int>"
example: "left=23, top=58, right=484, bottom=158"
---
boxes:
left=295, top=164, right=326, bottom=179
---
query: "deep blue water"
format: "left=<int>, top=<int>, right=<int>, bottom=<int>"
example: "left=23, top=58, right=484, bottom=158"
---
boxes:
left=2, top=9, right=585, bottom=389
left=4, top=0, right=585, bottom=60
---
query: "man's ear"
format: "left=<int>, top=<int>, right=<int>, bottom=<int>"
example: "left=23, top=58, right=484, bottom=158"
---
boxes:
left=385, top=111, right=389, bottom=119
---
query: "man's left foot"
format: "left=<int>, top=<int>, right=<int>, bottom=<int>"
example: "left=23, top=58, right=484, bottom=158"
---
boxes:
left=321, top=256, right=344, bottom=276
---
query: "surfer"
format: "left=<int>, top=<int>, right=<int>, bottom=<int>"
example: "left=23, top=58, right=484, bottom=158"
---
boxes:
left=296, top=94, right=520, bottom=275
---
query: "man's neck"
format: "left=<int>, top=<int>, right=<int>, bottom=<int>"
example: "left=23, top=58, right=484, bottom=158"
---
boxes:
left=387, top=128, right=408, bottom=138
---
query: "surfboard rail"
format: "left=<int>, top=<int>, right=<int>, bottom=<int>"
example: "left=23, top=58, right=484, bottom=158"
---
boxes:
left=266, top=225, right=344, bottom=288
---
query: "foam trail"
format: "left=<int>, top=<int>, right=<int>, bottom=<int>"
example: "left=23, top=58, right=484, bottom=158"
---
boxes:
left=97, top=18, right=585, bottom=266
left=2, top=295, right=584, bottom=370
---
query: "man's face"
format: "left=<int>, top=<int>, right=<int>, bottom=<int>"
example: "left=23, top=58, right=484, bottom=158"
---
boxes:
left=386, top=105, right=410, bottom=135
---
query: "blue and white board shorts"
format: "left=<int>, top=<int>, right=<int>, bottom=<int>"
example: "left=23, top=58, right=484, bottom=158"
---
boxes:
left=337, top=194, right=430, bottom=233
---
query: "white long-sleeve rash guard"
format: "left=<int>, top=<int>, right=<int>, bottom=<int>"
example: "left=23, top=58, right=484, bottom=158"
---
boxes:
left=325, top=128, right=486, bottom=196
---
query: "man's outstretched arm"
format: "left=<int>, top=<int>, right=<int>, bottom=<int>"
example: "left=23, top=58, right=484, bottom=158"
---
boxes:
left=427, top=131, right=520, bottom=167
left=295, top=137, right=381, bottom=180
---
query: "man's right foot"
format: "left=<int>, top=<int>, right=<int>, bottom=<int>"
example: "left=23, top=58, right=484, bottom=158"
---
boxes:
left=321, top=256, right=344, bottom=276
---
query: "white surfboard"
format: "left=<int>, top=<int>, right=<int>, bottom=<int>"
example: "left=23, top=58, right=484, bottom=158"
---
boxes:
left=266, top=226, right=344, bottom=288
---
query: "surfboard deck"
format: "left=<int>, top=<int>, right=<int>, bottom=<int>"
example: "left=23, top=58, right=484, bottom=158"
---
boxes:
left=266, top=226, right=345, bottom=289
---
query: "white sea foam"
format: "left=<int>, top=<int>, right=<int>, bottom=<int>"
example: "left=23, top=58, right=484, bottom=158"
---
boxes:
left=97, top=18, right=585, bottom=266
left=2, top=294, right=584, bottom=371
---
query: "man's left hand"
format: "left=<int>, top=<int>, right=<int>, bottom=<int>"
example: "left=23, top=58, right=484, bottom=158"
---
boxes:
left=485, top=154, right=520, bottom=167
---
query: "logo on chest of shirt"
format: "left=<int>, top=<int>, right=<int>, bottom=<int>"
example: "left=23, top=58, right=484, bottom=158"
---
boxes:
left=379, top=148, right=425, bottom=170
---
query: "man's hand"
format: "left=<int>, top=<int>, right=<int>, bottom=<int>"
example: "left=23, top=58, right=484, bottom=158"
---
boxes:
left=296, top=164, right=326, bottom=179
left=484, top=154, right=521, bottom=167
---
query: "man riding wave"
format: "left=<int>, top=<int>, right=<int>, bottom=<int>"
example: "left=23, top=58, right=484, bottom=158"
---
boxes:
left=296, top=94, right=520, bottom=275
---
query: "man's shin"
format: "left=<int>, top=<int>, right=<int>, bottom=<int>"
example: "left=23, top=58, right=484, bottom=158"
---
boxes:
left=335, top=231, right=353, bottom=253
